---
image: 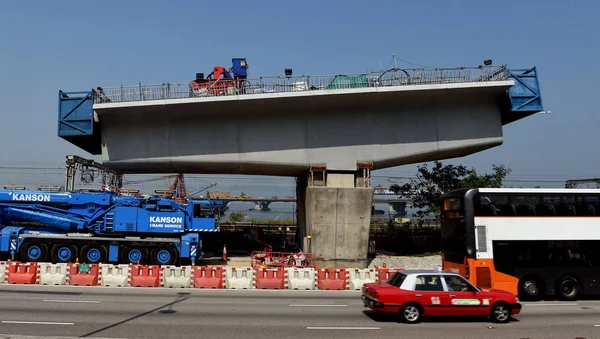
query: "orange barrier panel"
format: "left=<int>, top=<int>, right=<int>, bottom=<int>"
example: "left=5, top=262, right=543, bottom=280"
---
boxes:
left=7, top=262, right=38, bottom=284
left=128, top=265, right=162, bottom=287
left=192, top=266, right=225, bottom=289
left=376, top=268, right=404, bottom=282
left=67, top=263, right=99, bottom=286
left=316, top=268, right=347, bottom=290
left=253, top=268, right=287, bottom=289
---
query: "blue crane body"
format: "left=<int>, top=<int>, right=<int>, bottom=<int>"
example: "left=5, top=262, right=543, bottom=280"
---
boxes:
left=0, top=189, right=221, bottom=265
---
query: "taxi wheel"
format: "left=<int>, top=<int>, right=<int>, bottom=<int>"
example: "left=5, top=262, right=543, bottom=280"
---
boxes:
left=489, top=302, right=511, bottom=323
left=399, top=303, right=422, bottom=324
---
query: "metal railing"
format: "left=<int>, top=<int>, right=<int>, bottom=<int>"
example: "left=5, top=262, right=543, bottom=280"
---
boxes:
left=94, top=65, right=509, bottom=104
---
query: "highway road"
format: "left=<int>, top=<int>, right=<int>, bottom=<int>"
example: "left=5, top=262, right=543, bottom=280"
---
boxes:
left=0, top=284, right=598, bottom=339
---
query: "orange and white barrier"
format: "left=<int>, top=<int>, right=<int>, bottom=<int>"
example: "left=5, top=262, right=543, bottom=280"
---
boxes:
left=192, top=266, right=225, bottom=289
left=253, top=267, right=287, bottom=289
left=129, top=264, right=162, bottom=287
left=0, top=261, right=415, bottom=291
left=225, top=267, right=253, bottom=289
left=37, top=263, right=69, bottom=285
left=285, top=267, right=316, bottom=290
left=346, top=268, right=377, bottom=290
left=315, top=268, right=348, bottom=290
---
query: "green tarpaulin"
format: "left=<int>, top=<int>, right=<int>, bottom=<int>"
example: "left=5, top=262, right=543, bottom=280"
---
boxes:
left=325, top=74, right=368, bottom=90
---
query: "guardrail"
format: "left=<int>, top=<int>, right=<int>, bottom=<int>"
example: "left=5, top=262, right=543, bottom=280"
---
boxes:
left=94, top=65, right=509, bottom=104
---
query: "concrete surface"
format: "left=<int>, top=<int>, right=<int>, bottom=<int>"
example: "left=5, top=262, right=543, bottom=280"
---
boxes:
left=301, top=187, right=373, bottom=268
left=368, top=254, right=443, bottom=269
left=0, top=284, right=599, bottom=339
left=94, top=81, right=510, bottom=175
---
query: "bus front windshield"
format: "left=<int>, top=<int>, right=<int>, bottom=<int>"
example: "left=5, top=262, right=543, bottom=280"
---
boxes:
left=440, top=197, right=467, bottom=263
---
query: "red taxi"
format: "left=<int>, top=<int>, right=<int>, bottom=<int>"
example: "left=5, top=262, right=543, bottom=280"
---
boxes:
left=362, top=269, right=521, bottom=323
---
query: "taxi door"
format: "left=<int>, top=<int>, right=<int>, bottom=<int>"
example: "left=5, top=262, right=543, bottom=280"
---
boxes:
left=441, top=275, right=489, bottom=316
left=412, top=275, right=447, bottom=316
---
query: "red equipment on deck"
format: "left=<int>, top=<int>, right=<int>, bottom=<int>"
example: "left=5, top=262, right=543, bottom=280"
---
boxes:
left=190, top=58, right=249, bottom=96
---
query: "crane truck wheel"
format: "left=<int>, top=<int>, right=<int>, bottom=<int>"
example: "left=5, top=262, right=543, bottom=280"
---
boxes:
left=20, top=242, right=48, bottom=262
left=150, top=247, right=178, bottom=265
left=51, top=244, right=78, bottom=263
left=80, top=244, right=107, bottom=264
left=122, top=246, right=148, bottom=265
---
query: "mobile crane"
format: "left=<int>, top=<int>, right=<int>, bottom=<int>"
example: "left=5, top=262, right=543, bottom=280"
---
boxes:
left=0, top=188, right=221, bottom=265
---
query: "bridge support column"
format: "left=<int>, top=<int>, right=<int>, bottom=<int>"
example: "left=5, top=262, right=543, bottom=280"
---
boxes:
left=252, top=201, right=272, bottom=211
left=387, top=201, right=407, bottom=217
left=296, top=165, right=374, bottom=268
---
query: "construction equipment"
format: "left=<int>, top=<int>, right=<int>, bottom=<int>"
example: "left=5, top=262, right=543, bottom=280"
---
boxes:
left=0, top=188, right=223, bottom=265
left=190, top=58, right=249, bottom=96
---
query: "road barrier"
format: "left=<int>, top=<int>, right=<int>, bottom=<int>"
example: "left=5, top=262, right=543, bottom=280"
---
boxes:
left=285, top=267, right=316, bottom=290
left=225, top=267, right=253, bottom=289
left=192, top=266, right=225, bottom=289
left=253, top=267, right=287, bottom=289
left=6, top=262, right=38, bottom=284
left=0, top=261, right=408, bottom=290
left=99, top=264, right=130, bottom=287
left=68, top=263, right=100, bottom=286
left=129, top=264, right=162, bottom=287
left=346, top=268, right=378, bottom=290
left=316, top=268, right=348, bottom=290
left=0, top=261, right=7, bottom=283
left=37, top=263, right=69, bottom=285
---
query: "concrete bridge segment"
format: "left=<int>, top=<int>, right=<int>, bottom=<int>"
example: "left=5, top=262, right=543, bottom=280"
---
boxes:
left=57, top=65, right=544, bottom=268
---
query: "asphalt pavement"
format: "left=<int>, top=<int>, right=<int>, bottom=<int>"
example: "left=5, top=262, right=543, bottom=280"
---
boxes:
left=0, top=284, right=598, bottom=338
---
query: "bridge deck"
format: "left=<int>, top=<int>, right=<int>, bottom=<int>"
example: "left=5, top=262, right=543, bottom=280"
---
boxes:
left=93, top=66, right=509, bottom=105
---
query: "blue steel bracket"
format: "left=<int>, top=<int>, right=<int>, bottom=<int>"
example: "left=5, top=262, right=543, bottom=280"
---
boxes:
left=57, top=90, right=101, bottom=155
left=507, top=67, right=544, bottom=113
left=181, top=233, right=201, bottom=263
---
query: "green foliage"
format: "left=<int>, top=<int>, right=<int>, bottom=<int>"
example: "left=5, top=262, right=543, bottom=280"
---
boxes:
left=223, top=212, right=295, bottom=225
left=228, top=212, right=245, bottom=223
left=246, top=218, right=296, bottom=225
left=390, top=161, right=511, bottom=217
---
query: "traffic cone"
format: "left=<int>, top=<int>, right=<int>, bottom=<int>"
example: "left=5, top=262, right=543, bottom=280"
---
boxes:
left=222, top=244, right=228, bottom=261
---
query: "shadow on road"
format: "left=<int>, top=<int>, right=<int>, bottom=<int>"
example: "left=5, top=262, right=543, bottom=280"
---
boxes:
left=0, top=289, right=83, bottom=296
left=80, top=292, right=191, bottom=337
left=362, top=310, right=519, bottom=324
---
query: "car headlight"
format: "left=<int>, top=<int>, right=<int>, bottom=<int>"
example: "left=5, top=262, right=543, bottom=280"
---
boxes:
left=515, top=297, right=520, bottom=303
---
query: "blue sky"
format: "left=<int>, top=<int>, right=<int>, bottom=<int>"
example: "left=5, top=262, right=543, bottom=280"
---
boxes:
left=1, top=0, right=599, bottom=196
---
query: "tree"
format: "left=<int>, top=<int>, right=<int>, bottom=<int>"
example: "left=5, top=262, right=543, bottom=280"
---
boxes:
left=228, top=212, right=245, bottom=223
left=390, top=161, right=511, bottom=218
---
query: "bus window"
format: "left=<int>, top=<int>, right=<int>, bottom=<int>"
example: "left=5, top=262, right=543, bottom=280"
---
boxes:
left=476, top=194, right=512, bottom=216
left=442, top=198, right=463, bottom=218
left=577, top=196, right=599, bottom=216
left=511, top=195, right=540, bottom=216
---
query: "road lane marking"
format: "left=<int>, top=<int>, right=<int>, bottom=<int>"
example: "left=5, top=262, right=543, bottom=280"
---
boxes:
left=43, top=299, right=101, bottom=304
left=594, top=325, right=600, bottom=327
left=523, top=303, right=578, bottom=307
left=307, top=326, right=380, bottom=330
left=290, top=304, right=347, bottom=307
left=2, top=321, right=74, bottom=325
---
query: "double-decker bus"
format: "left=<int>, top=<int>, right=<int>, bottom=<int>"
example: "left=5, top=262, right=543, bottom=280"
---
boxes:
left=440, top=188, right=600, bottom=301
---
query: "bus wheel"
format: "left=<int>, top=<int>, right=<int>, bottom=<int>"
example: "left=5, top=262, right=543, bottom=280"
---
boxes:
left=518, top=275, right=543, bottom=301
left=556, top=275, right=581, bottom=301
